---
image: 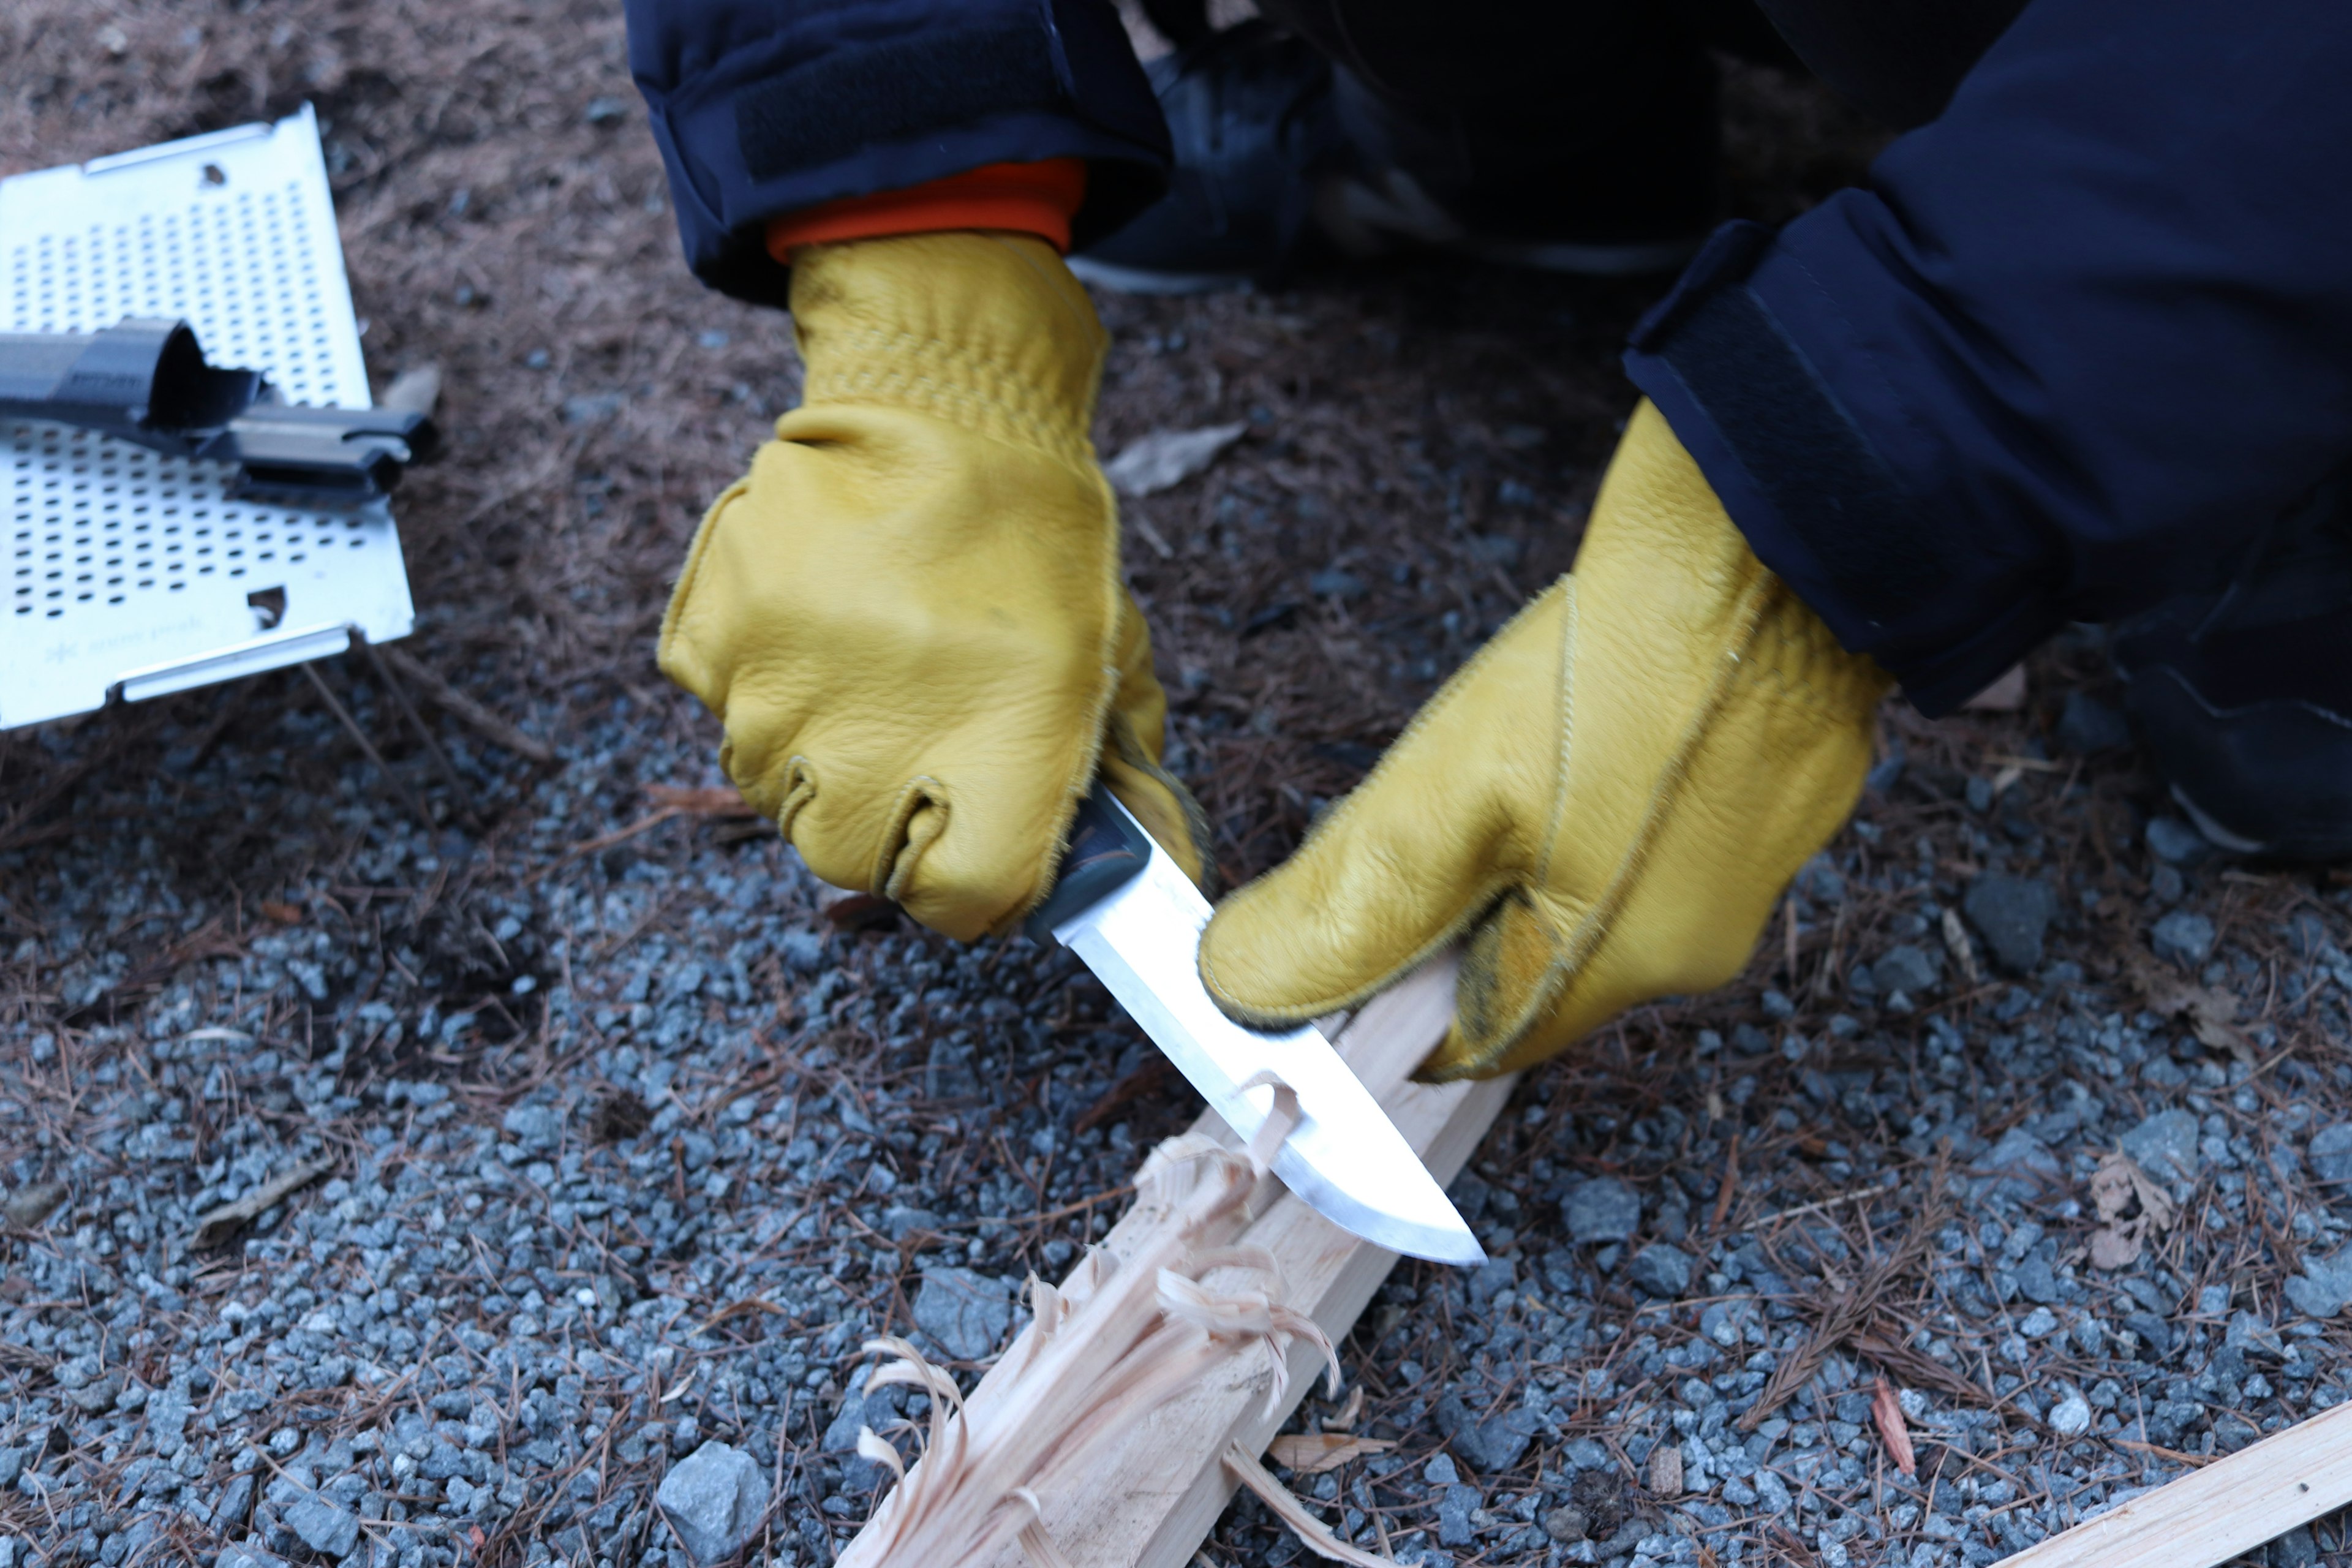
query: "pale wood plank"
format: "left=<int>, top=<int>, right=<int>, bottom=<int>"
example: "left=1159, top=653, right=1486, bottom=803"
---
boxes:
left=841, top=958, right=1513, bottom=1568
left=2000, top=1398, right=2352, bottom=1568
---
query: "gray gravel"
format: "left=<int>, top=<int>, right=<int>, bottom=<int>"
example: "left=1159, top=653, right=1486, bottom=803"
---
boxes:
left=8, top=678, right=2352, bottom=1568
left=6, top=534, right=2352, bottom=1568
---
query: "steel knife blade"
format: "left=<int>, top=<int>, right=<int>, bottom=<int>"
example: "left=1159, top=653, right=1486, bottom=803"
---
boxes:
left=1029, top=792, right=1484, bottom=1266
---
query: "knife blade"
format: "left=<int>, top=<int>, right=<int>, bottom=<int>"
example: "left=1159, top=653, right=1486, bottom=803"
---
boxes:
left=1028, top=792, right=1484, bottom=1266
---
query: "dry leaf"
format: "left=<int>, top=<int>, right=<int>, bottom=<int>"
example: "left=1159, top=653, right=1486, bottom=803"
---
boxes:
left=2125, top=949, right=2255, bottom=1065
left=2087, top=1227, right=2143, bottom=1270
left=2090, top=1153, right=2135, bottom=1223
left=1871, top=1378, right=1916, bottom=1476
left=1102, top=423, right=1247, bottom=498
left=2123, top=1158, right=2177, bottom=1231
left=1268, top=1433, right=1394, bottom=1475
left=1648, top=1444, right=1684, bottom=1498
left=2086, top=1150, right=2175, bottom=1271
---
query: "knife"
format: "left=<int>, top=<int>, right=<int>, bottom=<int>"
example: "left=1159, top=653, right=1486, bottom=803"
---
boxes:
left=1028, top=790, right=1485, bottom=1267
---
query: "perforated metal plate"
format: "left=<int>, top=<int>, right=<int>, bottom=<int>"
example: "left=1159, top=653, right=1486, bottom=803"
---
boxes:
left=1, top=104, right=413, bottom=729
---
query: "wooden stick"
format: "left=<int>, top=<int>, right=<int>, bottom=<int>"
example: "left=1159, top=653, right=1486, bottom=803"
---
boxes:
left=2002, top=1398, right=2352, bottom=1567
left=843, top=959, right=1513, bottom=1568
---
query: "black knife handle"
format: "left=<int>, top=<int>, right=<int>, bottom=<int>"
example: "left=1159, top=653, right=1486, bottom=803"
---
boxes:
left=1025, top=788, right=1152, bottom=943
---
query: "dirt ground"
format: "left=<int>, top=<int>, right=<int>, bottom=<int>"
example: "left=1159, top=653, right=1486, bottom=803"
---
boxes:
left=9, top=6, right=2352, bottom=1568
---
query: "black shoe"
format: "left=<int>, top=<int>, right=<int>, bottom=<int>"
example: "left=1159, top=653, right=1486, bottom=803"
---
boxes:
left=1071, top=21, right=1717, bottom=294
left=2113, top=473, right=2352, bottom=861
left=1071, top=23, right=1345, bottom=294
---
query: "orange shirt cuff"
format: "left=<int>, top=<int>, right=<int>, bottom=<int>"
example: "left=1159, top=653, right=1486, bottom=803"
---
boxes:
left=765, top=159, right=1088, bottom=260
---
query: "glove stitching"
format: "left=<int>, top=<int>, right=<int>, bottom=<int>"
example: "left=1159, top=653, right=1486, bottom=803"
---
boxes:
left=1197, top=583, right=1563, bottom=1028
left=655, top=478, right=751, bottom=692
left=1436, top=567, right=1782, bottom=1080
left=804, top=327, right=1098, bottom=470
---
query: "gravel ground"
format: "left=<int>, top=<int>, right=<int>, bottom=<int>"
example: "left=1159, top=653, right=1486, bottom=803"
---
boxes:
left=9, top=7, right=2352, bottom=1568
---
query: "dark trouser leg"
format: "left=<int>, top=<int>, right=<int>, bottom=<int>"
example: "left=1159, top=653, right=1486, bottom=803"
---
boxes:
left=2114, top=470, right=2352, bottom=861
left=1257, top=0, right=1723, bottom=249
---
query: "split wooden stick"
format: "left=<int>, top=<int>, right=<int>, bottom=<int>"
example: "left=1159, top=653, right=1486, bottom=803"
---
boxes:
left=2000, top=1396, right=2352, bottom=1568
left=842, top=958, right=1513, bottom=1568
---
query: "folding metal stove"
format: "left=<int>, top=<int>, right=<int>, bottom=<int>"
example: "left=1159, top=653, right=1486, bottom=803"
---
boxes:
left=1, top=104, right=414, bottom=729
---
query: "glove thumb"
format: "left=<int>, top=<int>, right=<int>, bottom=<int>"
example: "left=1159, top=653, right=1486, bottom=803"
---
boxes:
left=1197, top=586, right=1569, bottom=1028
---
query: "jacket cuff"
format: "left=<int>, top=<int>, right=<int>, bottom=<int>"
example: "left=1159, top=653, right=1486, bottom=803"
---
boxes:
left=1624, top=222, right=2060, bottom=716
left=765, top=160, right=1087, bottom=258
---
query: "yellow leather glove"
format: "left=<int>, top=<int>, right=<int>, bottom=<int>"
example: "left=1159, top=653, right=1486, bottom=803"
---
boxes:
left=1199, top=401, right=1891, bottom=1080
left=658, top=232, right=1208, bottom=941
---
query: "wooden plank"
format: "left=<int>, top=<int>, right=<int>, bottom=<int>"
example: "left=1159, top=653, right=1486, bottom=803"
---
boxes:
left=842, top=958, right=1514, bottom=1568
left=2002, top=1398, right=2352, bottom=1568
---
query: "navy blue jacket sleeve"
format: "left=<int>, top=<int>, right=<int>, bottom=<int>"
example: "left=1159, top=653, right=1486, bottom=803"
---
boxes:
left=626, top=0, right=1172, bottom=306
left=1627, top=0, right=2352, bottom=714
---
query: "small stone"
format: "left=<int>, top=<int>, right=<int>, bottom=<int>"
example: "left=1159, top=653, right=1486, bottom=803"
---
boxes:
left=1437, top=1483, right=1479, bottom=1547
left=283, top=1493, right=360, bottom=1558
left=656, top=1441, right=767, bottom=1565
left=1962, top=873, right=2058, bottom=974
left=2308, top=1125, right=2352, bottom=1183
left=777, top=930, right=826, bottom=973
left=2151, top=910, right=2216, bottom=967
left=147, top=1384, right=191, bottom=1457
left=1434, top=1393, right=1540, bottom=1474
left=2285, top=1250, right=2352, bottom=1320
left=217, top=1547, right=288, bottom=1568
left=2227, top=1311, right=2286, bottom=1360
left=2056, top=692, right=2132, bottom=754
left=822, top=1366, right=900, bottom=1456
left=2121, top=1108, right=2202, bottom=1183
left=500, top=1103, right=560, bottom=1147
left=1422, top=1453, right=1460, bottom=1487
left=912, top=1267, right=1014, bottom=1360
left=2146, top=816, right=2214, bottom=866
left=1983, top=1126, right=2060, bottom=1178
left=562, top=392, right=626, bottom=427
left=2269, top=1525, right=2320, bottom=1568
left=213, top=1472, right=257, bottom=1532
left=1307, top=567, right=1368, bottom=601
left=1544, top=1505, right=1589, bottom=1544
left=2018, top=1306, right=2060, bottom=1338
left=1871, top=944, right=1942, bottom=998
left=1562, top=1178, right=1640, bottom=1245
left=2047, top=1390, right=2092, bottom=1438
left=1626, top=1243, right=1695, bottom=1299
left=584, top=96, right=630, bottom=126
left=1561, top=1438, right=1611, bottom=1473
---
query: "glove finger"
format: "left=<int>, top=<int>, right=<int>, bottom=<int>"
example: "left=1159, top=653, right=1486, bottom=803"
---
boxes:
left=1100, top=590, right=1212, bottom=889
left=1198, top=584, right=1572, bottom=1027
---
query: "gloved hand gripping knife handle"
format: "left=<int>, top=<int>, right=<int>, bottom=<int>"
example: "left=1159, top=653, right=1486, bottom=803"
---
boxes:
left=0, top=317, right=438, bottom=506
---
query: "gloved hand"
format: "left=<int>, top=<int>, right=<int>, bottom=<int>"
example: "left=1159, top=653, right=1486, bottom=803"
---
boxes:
left=1199, top=401, right=1890, bottom=1079
left=658, top=231, right=1208, bottom=941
